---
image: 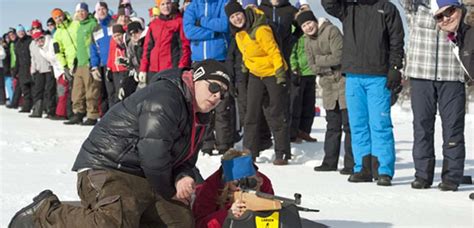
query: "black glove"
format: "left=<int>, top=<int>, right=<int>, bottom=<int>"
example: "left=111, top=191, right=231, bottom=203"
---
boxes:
left=386, top=68, right=402, bottom=91
left=195, top=19, right=201, bottom=27
left=63, top=67, right=73, bottom=81
left=291, top=70, right=301, bottom=86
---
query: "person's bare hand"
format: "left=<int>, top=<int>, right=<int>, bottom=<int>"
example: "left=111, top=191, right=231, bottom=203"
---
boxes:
left=230, top=199, right=246, bottom=218
left=175, top=176, right=195, bottom=202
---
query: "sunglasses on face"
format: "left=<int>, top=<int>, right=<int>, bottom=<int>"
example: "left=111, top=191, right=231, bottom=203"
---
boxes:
left=433, top=6, right=458, bottom=22
left=205, top=80, right=227, bottom=100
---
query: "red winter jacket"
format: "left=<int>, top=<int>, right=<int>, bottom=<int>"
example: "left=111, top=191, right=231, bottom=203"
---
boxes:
left=140, top=14, right=191, bottom=73
left=107, top=38, right=128, bottom=72
left=192, top=167, right=274, bottom=228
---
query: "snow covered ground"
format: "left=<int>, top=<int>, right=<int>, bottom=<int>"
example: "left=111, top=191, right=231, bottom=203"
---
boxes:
left=1, top=103, right=473, bottom=228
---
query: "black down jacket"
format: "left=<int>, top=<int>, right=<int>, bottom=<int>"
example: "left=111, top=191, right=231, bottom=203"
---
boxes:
left=72, top=68, right=209, bottom=199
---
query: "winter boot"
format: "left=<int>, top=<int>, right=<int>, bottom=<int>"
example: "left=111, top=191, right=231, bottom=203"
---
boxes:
left=371, top=155, right=379, bottom=180
left=8, top=189, right=59, bottom=228
left=298, top=130, right=317, bottom=142
left=411, top=177, right=431, bottom=189
left=81, top=118, right=98, bottom=126
left=339, top=167, right=353, bottom=175
left=273, top=158, right=289, bottom=166
left=314, top=164, right=337, bottom=172
left=438, top=181, right=458, bottom=191
left=377, top=175, right=392, bottom=186
left=63, top=112, right=85, bottom=125
left=348, top=155, right=373, bottom=182
left=29, top=100, right=43, bottom=118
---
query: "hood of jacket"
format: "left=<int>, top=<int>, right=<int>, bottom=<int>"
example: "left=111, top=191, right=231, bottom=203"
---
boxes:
left=260, top=0, right=292, bottom=8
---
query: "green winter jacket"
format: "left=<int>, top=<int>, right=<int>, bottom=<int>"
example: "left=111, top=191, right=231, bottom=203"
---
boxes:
left=53, top=13, right=79, bottom=69
left=290, top=35, right=313, bottom=76
left=76, top=15, right=97, bottom=67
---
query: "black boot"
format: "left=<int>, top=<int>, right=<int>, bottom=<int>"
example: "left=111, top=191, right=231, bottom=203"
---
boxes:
left=63, top=113, right=85, bottom=125
left=411, top=177, right=431, bottom=189
left=29, top=100, right=43, bottom=118
left=8, top=190, right=59, bottom=228
left=377, top=175, right=392, bottom=186
left=371, top=155, right=379, bottom=180
left=348, top=155, right=373, bottom=182
left=314, top=164, right=337, bottom=172
left=339, top=167, right=353, bottom=175
left=81, top=118, right=98, bottom=126
left=438, top=181, right=458, bottom=191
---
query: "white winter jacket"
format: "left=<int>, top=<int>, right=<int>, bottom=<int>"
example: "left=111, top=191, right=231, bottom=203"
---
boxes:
left=38, top=35, right=64, bottom=78
left=30, top=39, right=52, bottom=74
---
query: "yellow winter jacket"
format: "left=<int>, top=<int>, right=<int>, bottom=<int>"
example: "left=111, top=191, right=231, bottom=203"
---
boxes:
left=235, top=8, right=287, bottom=77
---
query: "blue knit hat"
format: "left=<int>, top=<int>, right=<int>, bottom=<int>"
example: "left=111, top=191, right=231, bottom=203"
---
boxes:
left=16, top=25, right=25, bottom=32
left=75, top=2, right=89, bottom=12
left=436, top=0, right=460, bottom=9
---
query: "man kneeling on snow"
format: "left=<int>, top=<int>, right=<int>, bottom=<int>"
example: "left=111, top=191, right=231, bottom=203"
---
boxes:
left=9, top=59, right=230, bottom=227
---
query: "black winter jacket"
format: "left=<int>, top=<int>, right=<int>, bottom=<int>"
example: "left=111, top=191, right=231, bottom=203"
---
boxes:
left=457, top=9, right=474, bottom=80
left=259, top=0, right=301, bottom=60
left=14, top=35, right=32, bottom=72
left=322, top=0, right=404, bottom=75
left=72, top=68, right=209, bottom=199
left=2, top=44, right=11, bottom=75
left=226, top=38, right=243, bottom=84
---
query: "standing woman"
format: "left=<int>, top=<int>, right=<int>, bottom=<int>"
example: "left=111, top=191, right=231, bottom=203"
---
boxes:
left=225, top=1, right=291, bottom=165
left=138, top=0, right=191, bottom=84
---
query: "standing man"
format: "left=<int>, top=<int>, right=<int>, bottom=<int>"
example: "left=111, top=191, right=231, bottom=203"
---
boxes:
left=404, top=0, right=469, bottom=191
left=184, top=0, right=236, bottom=155
left=14, top=25, right=34, bottom=113
left=5, top=28, right=19, bottom=109
left=90, top=1, right=113, bottom=114
left=9, top=60, right=230, bottom=228
left=65, top=2, right=100, bottom=125
left=322, top=0, right=405, bottom=186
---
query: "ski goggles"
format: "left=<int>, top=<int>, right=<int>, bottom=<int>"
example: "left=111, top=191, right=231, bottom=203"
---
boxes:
left=433, top=6, right=458, bottom=22
left=205, top=80, right=228, bottom=100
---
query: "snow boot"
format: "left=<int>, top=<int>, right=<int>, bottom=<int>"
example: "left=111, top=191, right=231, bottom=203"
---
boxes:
left=28, top=100, right=43, bottom=118
left=81, top=118, right=98, bottom=126
left=298, top=130, right=317, bottom=142
left=348, top=155, right=373, bottom=182
left=8, top=189, right=59, bottom=228
left=314, top=164, right=337, bottom=172
left=273, top=158, right=289, bottom=166
left=371, top=155, right=379, bottom=180
left=339, top=167, right=353, bottom=175
left=411, top=177, right=431, bottom=189
left=377, top=175, right=392, bottom=186
left=64, top=112, right=85, bottom=125
left=438, top=181, right=458, bottom=191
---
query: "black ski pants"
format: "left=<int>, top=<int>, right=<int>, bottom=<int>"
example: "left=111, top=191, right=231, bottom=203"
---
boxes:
left=322, top=102, right=354, bottom=169
left=243, top=74, right=290, bottom=159
left=291, top=76, right=316, bottom=138
left=410, top=78, right=465, bottom=185
left=32, top=71, right=56, bottom=115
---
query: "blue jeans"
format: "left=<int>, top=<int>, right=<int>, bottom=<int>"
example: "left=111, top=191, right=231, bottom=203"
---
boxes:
left=345, top=74, right=395, bottom=177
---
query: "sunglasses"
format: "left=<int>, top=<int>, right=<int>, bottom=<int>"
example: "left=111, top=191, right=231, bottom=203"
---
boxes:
left=433, top=6, right=458, bottom=22
left=205, top=80, right=227, bottom=100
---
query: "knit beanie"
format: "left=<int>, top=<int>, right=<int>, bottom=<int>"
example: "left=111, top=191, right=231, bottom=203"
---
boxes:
left=95, top=1, right=108, bottom=11
left=75, top=2, right=89, bottom=12
left=192, top=59, right=231, bottom=88
left=47, top=17, right=55, bottom=26
left=296, top=10, right=317, bottom=27
left=16, top=25, right=25, bottom=32
left=127, top=21, right=143, bottom=34
left=31, top=20, right=42, bottom=29
left=225, top=0, right=244, bottom=17
left=51, top=8, right=64, bottom=19
left=112, top=24, right=125, bottom=34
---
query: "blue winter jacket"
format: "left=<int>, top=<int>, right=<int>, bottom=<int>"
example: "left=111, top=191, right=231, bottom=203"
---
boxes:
left=183, top=0, right=230, bottom=61
left=90, top=15, right=113, bottom=68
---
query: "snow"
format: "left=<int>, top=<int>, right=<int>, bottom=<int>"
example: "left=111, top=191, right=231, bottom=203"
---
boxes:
left=1, top=104, right=473, bottom=228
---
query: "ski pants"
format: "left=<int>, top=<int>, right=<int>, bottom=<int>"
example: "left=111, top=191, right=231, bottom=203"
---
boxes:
left=71, top=66, right=101, bottom=119
left=345, top=74, right=395, bottom=177
left=55, top=75, right=69, bottom=117
left=35, top=169, right=193, bottom=228
left=32, top=71, right=56, bottom=115
left=410, top=78, right=465, bottom=185
left=18, top=67, right=33, bottom=110
left=109, top=71, right=128, bottom=108
left=290, top=75, right=316, bottom=138
left=323, top=102, right=354, bottom=169
left=243, top=74, right=291, bottom=159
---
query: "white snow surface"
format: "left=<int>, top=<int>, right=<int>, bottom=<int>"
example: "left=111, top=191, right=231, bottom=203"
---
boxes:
left=1, top=104, right=473, bottom=228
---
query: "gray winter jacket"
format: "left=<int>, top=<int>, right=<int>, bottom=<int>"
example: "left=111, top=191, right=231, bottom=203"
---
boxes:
left=30, top=40, right=51, bottom=74
left=305, top=19, right=346, bottom=110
